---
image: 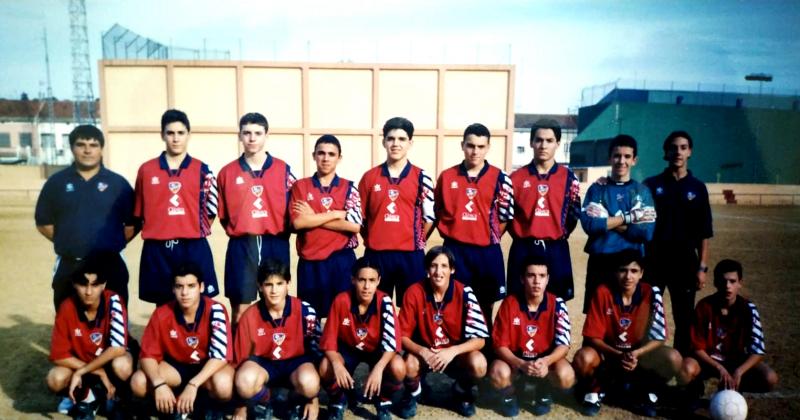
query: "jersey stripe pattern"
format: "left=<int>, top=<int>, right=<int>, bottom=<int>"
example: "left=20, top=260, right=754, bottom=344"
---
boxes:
left=463, top=286, right=490, bottom=339
left=380, top=295, right=399, bottom=352
left=109, top=294, right=126, bottom=348
left=302, top=301, right=323, bottom=359
left=494, top=171, right=515, bottom=242
left=416, top=171, right=435, bottom=250
left=209, top=303, right=228, bottom=360
left=748, top=302, right=766, bottom=355
left=554, top=297, right=571, bottom=347
left=649, top=286, right=667, bottom=341
left=200, top=168, right=218, bottom=237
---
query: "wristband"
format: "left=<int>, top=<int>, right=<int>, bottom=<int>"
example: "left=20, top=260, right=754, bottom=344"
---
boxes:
left=623, top=212, right=632, bottom=225
left=153, top=382, right=168, bottom=390
left=698, top=265, right=708, bottom=273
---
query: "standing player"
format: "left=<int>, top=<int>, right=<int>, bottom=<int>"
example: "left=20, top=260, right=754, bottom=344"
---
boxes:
left=319, top=257, right=404, bottom=420
left=233, top=259, right=321, bottom=420
left=398, top=246, right=489, bottom=418
left=678, top=259, right=778, bottom=405
left=572, top=250, right=681, bottom=417
left=643, top=131, right=713, bottom=355
left=579, top=134, right=656, bottom=313
left=217, top=112, right=296, bottom=326
left=131, top=263, right=234, bottom=419
left=359, top=117, right=434, bottom=305
left=290, top=135, right=361, bottom=317
left=489, top=256, right=574, bottom=417
left=508, top=118, right=580, bottom=301
left=133, top=109, right=219, bottom=305
left=35, top=125, right=136, bottom=309
left=434, top=123, right=513, bottom=332
left=46, top=256, right=133, bottom=419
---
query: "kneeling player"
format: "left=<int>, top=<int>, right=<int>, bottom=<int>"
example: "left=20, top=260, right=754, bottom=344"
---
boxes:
left=678, top=259, right=778, bottom=405
left=131, top=263, right=234, bottom=419
left=233, top=259, right=321, bottom=420
left=489, top=256, right=574, bottom=417
left=572, top=250, right=681, bottom=417
left=319, top=257, right=405, bottom=420
left=46, top=257, right=133, bottom=419
left=399, top=246, right=489, bottom=418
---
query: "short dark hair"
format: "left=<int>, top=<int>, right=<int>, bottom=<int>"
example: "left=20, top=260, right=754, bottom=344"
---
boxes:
left=351, top=256, right=381, bottom=278
left=520, top=255, right=549, bottom=278
left=662, top=130, right=694, bottom=152
left=71, top=253, right=110, bottom=285
left=714, top=259, right=743, bottom=289
left=608, top=134, right=638, bottom=158
left=424, top=245, right=456, bottom=269
left=161, top=109, right=191, bottom=133
left=69, top=125, right=105, bottom=148
left=257, top=258, right=291, bottom=285
left=239, top=112, right=269, bottom=133
left=172, top=262, right=203, bottom=286
left=531, top=118, right=562, bottom=143
left=314, top=134, right=342, bottom=155
left=614, top=249, right=645, bottom=270
left=382, top=117, right=414, bottom=139
left=463, top=123, right=491, bottom=143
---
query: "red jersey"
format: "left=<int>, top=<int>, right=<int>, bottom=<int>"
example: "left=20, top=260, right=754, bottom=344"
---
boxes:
left=583, top=283, right=667, bottom=351
left=134, top=153, right=217, bottom=240
left=400, top=280, right=489, bottom=350
left=690, top=294, right=765, bottom=363
left=435, top=162, right=514, bottom=246
left=289, top=174, right=361, bottom=260
left=140, top=296, right=232, bottom=365
left=321, top=289, right=400, bottom=354
left=234, top=297, right=320, bottom=365
left=492, top=292, right=570, bottom=360
left=217, top=154, right=296, bottom=237
left=50, top=290, right=128, bottom=363
left=358, top=162, right=434, bottom=252
left=509, top=163, right=580, bottom=240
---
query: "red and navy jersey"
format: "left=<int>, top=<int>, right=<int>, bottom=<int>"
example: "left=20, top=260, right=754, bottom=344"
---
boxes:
left=400, top=279, right=489, bottom=350
left=217, top=153, right=296, bottom=237
left=358, top=162, right=434, bottom=252
left=492, top=292, right=570, bottom=360
left=435, top=162, right=514, bottom=246
left=134, top=153, right=218, bottom=240
left=50, top=290, right=128, bottom=363
left=583, top=283, right=667, bottom=351
left=321, top=289, right=400, bottom=354
left=290, top=174, right=361, bottom=260
left=510, top=163, right=580, bottom=241
left=234, top=296, right=321, bottom=365
left=690, top=294, right=765, bottom=363
left=140, top=296, right=232, bottom=365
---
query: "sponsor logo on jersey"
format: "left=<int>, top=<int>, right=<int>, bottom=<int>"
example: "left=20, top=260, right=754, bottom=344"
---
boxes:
left=251, top=185, right=267, bottom=217
left=384, top=194, right=400, bottom=222
left=273, top=332, right=286, bottom=346
left=151, top=176, right=160, bottom=185
left=97, top=182, right=108, bottom=192
left=167, top=182, right=185, bottom=216
left=321, top=196, right=333, bottom=210
left=235, top=176, right=244, bottom=185
left=433, top=326, right=449, bottom=348
left=535, top=183, right=551, bottom=217
left=356, top=327, right=368, bottom=340
left=66, top=183, right=75, bottom=192
left=527, top=325, right=538, bottom=337
left=186, top=336, right=199, bottom=348
left=74, top=328, right=82, bottom=337
left=170, top=329, right=178, bottom=339
left=90, top=332, right=103, bottom=345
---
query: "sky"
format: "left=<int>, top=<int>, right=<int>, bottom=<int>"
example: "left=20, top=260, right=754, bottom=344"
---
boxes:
left=1, top=0, right=799, bottom=114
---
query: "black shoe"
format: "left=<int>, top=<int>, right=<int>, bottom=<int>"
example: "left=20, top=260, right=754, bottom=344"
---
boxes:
left=72, top=400, right=99, bottom=420
left=500, top=396, right=520, bottom=417
left=203, top=409, right=225, bottom=420
left=397, top=395, right=418, bottom=419
left=253, top=402, right=273, bottom=420
left=637, top=392, right=658, bottom=418
left=456, top=400, right=476, bottom=417
left=376, top=401, right=393, bottom=420
left=287, top=404, right=303, bottom=420
left=532, top=386, right=553, bottom=416
left=580, top=392, right=601, bottom=417
left=328, top=398, right=348, bottom=420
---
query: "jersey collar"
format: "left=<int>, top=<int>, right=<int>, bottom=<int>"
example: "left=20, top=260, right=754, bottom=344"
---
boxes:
left=527, top=162, right=559, bottom=179
left=380, top=161, right=412, bottom=183
left=75, top=292, right=106, bottom=327
left=349, top=288, right=378, bottom=321
left=424, top=278, right=455, bottom=304
left=613, top=283, right=643, bottom=310
left=660, top=168, right=694, bottom=183
left=312, top=173, right=341, bottom=189
left=238, top=152, right=273, bottom=177
left=68, top=163, right=108, bottom=183
left=172, top=296, right=206, bottom=332
left=514, top=292, right=549, bottom=320
left=258, top=296, right=292, bottom=325
left=158, top=152, right=192, bottom=174
left=458, top=161, right=490, bottom=181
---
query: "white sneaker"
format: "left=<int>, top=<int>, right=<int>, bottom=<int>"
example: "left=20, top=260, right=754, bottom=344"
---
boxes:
left=57, top=396, right=74, bottom=414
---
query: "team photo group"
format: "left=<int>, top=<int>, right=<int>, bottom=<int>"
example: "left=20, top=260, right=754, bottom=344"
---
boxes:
left=36, top=109, right=778, bottom=420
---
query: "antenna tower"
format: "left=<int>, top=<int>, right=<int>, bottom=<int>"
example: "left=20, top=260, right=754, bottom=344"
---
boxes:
left=69, top=0, right=95, bottom=123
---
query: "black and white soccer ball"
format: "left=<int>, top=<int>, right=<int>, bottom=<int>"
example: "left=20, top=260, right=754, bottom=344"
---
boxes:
left=710, top=389, right=748, bottom=420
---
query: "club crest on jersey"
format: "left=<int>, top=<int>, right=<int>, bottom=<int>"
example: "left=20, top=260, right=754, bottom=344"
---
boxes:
left=186, top=336, right=199, bottom=348
left=450, top=181, right=458, bottom=189
left=538, top=184, right=549, bottom=195
left=619, top=317, right=632, bottom=330
left=687, top=191, right=696, bottom=201
left=321, top=196, right=333, bottom=210
left=527, top=325, right=538, bottom=337
left=90, top=332, right=103, bottom=345
left=466, top=187, right=478, bottom=199
left=65, top=183, right=75, bottom=192
left=168, top=181, right=182, bottom=194
left=433, top=312, right=443, bottom=325
left=272, top=333, right=286, bottom=346
left=388, top=189, right=399, bottom=201
left=251, top=185, right=263, bottom=196
left=535, top=184, right=551, bottom=217
left=235, top=176, right=244, bottom=185
left=356, top=327, right=368, bottom=340
left=151, top=176, right=160, bottom=185
left=512, top=317, right=521, bottom=326
left=97, top=182, right=108, bottom=192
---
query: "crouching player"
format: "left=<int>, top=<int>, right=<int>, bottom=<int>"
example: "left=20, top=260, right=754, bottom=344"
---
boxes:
left=320, top=257, right=405, bottom=420
left=46, top=256, right=133, bottom=419
left=399, top=246, right=489, bottom=418
left=678, top=259, right=778, bottom=408
left=233, top=259, right=321, bottom=420
left=131, top=263, right=234, bottom=419
left=572, top=250, right=681, bottom=417
left=489, top=256, right=574, bottom=417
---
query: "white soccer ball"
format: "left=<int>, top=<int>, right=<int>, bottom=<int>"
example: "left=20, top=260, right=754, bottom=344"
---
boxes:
left=710, top=390, right=748, bottom=420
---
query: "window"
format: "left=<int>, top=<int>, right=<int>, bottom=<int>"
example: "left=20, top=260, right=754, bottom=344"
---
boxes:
left=62, top=134, right=70, bottom=149
left=19, top=133, right=33, bottom=148
left=41, top=133, right=55, bottom=148
left=516, top=146, right=525, bottom=154
left=0, top=133, right=10, bottom=148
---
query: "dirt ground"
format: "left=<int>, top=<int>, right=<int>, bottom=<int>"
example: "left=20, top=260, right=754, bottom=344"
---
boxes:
left=1, top=199, right=798, bottom=419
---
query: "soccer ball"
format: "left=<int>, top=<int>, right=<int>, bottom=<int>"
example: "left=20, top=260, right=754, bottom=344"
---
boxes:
left=709, top=390, right=748, bottom=420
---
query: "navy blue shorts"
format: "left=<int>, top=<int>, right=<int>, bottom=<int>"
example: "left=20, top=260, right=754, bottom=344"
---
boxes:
left=139, top=238, right=219, bottom=305
left=225, top=234, right=289, bottom=303
left=249, top=354, right=315, bottom=388
left=507, top=238, right=574, bottom=301
left=338, top=346, right=385, bottom=373
left=443, top=238, right=506, bottom=306
left=363, top=249, right=425, bottom=307
left=164, top=358, right=204, bottom=389
left=297, top=248, right=356, bottom=317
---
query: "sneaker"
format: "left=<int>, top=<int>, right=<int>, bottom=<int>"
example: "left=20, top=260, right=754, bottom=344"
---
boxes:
left=58, top=397, right=74, bottom=414
left=397, top=395, right=418, bottom=419
left=376, top=401, right=393, bottom=420
left=532, top=388, right=553, bottom=416
left=253, top=402, right=273, bottom=420
left=456, top=400, right=476, bottom=417
left=500, top=396, right=520, bottom=417
left=580, top=392, right=601, bottom=417
left=287, top=404, right=303, bottom=420
left=328, top=398, right=348, bottom=420
left=72, top=400, right=99, bottom=420
left=637, top=392, right=658, bottom=418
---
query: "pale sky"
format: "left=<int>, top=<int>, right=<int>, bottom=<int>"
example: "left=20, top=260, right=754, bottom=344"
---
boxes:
left=2, top=0, right=798, bottom=113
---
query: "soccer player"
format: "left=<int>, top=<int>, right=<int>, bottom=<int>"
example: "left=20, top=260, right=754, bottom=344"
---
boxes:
left=643, top=131, right=713, bottom=355
left=434, top=123, right=513, bottom=331
left=131, top=263, right=234, bottom=419
left=319, top=257, right=404, bottom=420
left=217, top=112, right=297, bottom=326
left=358, top=117, right=434, bottom=305
left=233, top=259, right=321, bottom=420
left=508, top=118, right=580, bottom=301
left=572, top=250, right=681, bottom=418
left=489, top=256, right=574, bottom=417
left=678, top=259, right=778, bottom=404
left=133, top=109, right=219, bottom=305
left=398, top=246, right=489, bottom=418
left=579, top=134, right=656, bottom=313
left=46, top=256, right=132, bottom=419
left=290, top=135, right=361, bottom=317
left=35, top=124, right=136, bottom=309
